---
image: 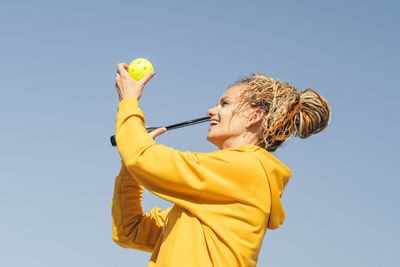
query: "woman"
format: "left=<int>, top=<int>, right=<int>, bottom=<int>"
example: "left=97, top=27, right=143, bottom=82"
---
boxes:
left=112, top=63, right=331, bottom=267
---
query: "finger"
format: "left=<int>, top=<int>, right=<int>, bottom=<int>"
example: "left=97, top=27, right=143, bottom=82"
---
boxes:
left=148, top=127, right=167, bottom=139
left=115, top=73, right=121, bottom=88
left=116, top=63, right=128, bottom=75
left=139, top=71, right=156, bottom=86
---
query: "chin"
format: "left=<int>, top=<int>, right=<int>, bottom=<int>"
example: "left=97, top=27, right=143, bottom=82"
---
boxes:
left=206, top=134, right=214, bottom=144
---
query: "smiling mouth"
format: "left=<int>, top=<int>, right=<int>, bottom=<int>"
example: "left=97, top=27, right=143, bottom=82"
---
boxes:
left=210, top=121, right=220, bottom=127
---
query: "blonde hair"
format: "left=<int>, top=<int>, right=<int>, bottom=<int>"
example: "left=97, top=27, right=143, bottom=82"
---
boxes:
left=236, top=73, right=331, bottom=152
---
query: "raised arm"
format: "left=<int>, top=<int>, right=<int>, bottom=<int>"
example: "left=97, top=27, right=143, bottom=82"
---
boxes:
left=116, top=98, right=269, bottom=212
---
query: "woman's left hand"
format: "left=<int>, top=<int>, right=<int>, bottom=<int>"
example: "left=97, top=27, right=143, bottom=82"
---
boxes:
left=115, top=63, right=156, bottom=101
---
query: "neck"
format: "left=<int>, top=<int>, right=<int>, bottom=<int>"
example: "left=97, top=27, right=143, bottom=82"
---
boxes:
left=218, top=134, right=260, bottom=150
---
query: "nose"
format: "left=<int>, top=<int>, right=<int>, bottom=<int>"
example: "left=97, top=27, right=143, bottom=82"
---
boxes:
left=207, top=106, right=217, bottom=118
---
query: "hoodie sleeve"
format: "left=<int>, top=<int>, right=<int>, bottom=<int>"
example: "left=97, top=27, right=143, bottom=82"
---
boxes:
left=115, top=98, right=266, bottom=211
left=112, top=161, right=172, bottom=252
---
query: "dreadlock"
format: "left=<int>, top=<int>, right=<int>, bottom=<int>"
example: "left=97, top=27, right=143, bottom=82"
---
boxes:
left=235, top=73, right=331, bottom=152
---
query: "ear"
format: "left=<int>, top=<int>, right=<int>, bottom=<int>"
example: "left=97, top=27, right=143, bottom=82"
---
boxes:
left=247, top=108, right=264, bottom=128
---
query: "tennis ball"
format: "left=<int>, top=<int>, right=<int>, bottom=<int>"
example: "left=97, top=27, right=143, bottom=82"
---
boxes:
left=128, top=58, right=154, bottom=81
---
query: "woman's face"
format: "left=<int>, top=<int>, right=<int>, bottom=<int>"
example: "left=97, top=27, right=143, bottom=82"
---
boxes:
left=206, top=84, right=255, bottom=149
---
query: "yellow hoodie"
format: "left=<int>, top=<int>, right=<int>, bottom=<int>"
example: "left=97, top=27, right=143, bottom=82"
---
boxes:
left=112, top=98, right=292, bottom=267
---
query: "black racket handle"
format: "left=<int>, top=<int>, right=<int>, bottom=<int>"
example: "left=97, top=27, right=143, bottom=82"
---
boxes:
left=110, top=116, right=209, bottom=147
left=110, top=127, right=157, bottom=147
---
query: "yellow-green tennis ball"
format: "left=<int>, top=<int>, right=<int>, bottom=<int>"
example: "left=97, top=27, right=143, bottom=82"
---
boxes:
left=128, top=58, right=154, bottom=81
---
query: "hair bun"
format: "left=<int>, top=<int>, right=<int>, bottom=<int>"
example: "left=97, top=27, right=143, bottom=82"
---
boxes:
left=292, top=89, right=331, bottom=138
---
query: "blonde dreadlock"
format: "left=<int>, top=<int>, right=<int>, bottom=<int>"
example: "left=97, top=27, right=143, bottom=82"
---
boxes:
left=236, top=73, right=331, bottom=152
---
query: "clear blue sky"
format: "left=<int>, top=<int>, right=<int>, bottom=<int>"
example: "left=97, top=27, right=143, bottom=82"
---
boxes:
left=1, top=0, right=399, bottom=266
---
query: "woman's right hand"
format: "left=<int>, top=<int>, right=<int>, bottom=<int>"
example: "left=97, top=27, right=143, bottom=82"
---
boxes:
left=146, top=127, right=167, bottom=140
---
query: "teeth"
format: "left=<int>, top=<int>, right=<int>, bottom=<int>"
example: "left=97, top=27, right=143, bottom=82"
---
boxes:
left=210, top=121, right=219, bottom=126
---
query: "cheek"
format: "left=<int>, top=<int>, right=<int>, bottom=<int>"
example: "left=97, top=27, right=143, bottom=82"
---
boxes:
left=224, top=114, right=247, bottom=133
left=233, top=117, right=248, bottom=131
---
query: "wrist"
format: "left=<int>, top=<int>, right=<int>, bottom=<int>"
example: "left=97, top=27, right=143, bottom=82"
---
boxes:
left=120, top=94, right=140, bottom=101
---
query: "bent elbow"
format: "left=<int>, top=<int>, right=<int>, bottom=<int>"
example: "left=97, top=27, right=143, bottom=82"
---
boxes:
left=112, top=228, right=154, bottom=252
left=112, top=226, right=131, bottom=248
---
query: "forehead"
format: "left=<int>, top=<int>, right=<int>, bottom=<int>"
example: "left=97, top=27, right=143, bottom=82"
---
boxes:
left=221, top=84, right=245, bottom=99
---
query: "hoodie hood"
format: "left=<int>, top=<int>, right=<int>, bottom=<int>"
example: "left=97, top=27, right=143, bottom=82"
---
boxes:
left=252, top=147, right=292, bottom=229
left=219, top=144, right=292, bottom=230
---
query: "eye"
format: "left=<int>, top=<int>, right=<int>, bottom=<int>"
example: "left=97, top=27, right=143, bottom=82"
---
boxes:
left=216, top=99, right=230, bottom=107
